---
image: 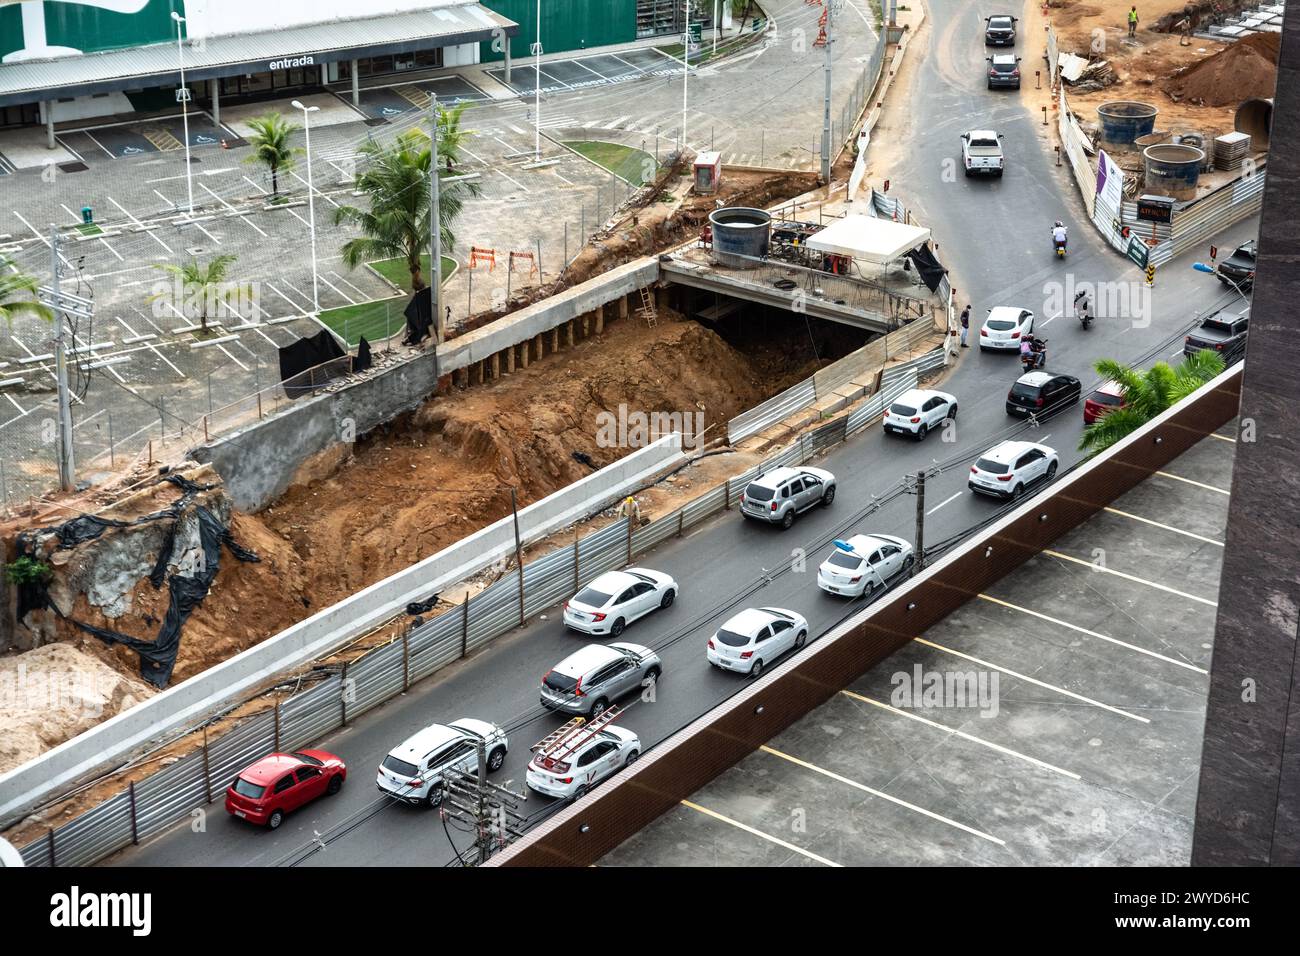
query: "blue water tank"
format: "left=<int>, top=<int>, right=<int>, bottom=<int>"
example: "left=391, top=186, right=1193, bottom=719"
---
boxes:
left=1097, top=101, right=1158, bottom=145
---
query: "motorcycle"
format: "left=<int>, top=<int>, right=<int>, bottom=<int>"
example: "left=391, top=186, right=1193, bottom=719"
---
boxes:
left=1021, top=338, right=1047, bottom=373
left=1053, top=237, right=1067, bottom=259
left=1076, top=296, right=1092, bottom=330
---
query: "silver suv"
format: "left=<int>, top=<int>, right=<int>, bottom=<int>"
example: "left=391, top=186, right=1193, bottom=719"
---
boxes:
left=739, top=466, right=836, bottom=528
left=540, top=642, right=662, bottom=718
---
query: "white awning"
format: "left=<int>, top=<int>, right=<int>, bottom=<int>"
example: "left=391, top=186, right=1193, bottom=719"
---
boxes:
left=803, top=214, right=931, bottom=265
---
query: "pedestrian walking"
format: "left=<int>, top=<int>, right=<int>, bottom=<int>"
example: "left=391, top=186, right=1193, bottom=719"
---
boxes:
left=960, top=304, right=971, bottom=347
left=1128, top=6, right=1139, bottom=37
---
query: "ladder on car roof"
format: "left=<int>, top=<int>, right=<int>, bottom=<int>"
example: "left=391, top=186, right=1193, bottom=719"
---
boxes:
left=532, top=705, right=623, bottom=763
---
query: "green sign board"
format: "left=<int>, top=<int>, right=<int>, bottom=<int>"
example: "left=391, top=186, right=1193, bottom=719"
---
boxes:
left=1125, top=235, right=1150, bottom=269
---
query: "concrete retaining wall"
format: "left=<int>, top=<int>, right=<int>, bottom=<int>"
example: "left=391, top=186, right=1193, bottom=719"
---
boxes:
left=0, top=433, right=684, bottom=828
left=193, top=257, right=661, bottom=512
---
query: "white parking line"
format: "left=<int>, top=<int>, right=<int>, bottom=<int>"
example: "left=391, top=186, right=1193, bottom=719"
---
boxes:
left=927, top=491, right=961, bottom=516
left=914, top=638, right=1152, bottom=723
left=977, top=594, right=1208, bottom=674
left=317, top=273, right=356, bottom=305
left=290, top=169, right=340, bottom=208
left=1042, top=549, right=1218, bottom=606
left=61, top=203, right=124, bottom=261
left=1102, top=506, right=1223, bottom=547
left=109, top=196, right=173, bottom=254
left=1155, top=470, right=1231, bottom=495
left=12, top=210, right=74, bottom=270
left=329, top=270, right=369, bottom=299
left=200, top=182, right=268, bottom=237
left=840, top=689, right=1082, bottom=779
left=760, top=745, right=1006, bottom=846
left=680, top=800, right=841, bottom=866
left=1209, top=432, right=1236, bottom=443
left=81, top=130, right=116, bottom=160
left=115, top=315, right=185, bottom=377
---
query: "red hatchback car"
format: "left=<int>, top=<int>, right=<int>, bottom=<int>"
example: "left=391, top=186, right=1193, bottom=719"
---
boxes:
left=1083, top=380, right=1127, bottom=425
left=225, top=750, right=346, bottom=829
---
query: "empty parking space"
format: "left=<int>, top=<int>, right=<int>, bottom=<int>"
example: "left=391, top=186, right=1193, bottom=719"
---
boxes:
left=486, top=49, right=685, bottom=96
left=423, top=75, right=492, bottom=102
left=603, top=430, right=1235, bottom=867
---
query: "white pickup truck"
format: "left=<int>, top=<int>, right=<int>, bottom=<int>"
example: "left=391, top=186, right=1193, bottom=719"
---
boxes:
left=961, top=130, right=1005, bottom=178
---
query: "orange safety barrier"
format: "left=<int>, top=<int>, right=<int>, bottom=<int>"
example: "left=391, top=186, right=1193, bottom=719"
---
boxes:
left=508, top=250, right=538, bottom=277
left=469, top=246, right=497, bottom=271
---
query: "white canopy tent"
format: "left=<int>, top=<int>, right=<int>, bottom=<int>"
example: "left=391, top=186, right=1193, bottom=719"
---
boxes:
left=803, top=214, right=931, bottom=265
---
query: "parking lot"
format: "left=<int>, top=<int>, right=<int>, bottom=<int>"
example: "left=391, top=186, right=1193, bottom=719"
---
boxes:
left=486, top=48, right=686, bottom=97
left=602, top=429, right=1235, bottom=866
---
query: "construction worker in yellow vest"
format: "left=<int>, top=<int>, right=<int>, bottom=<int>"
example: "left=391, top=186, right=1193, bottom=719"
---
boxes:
left=1128, top=6, right=1139, bottom=37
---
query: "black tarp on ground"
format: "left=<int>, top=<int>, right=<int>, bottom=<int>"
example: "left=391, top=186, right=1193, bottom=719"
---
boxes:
left=14, top=475, right=260, bottom=688
left=904, top=244, right=948, bottom=293
left=403, top=286, right=434, bottom=346
left=279, top=329, right=347, bottom=398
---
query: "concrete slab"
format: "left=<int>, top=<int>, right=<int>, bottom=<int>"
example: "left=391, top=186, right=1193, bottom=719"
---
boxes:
left=0, top=126, right=77, bottom=169
left=222, top=93, right=366, bottom=137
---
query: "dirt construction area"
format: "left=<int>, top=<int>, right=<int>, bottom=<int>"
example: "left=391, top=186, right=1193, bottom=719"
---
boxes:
left=1049, top=0, right=1281, bottom=134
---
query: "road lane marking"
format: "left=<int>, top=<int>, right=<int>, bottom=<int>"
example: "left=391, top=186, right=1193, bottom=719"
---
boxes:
left=840, top=689, right=1081, bottom=779
left=1042, top=549, right=1218, bottom=606
left=1154, top=471, right=1230, bottom=495
left=927, top=491, right=962, bottom=516
left=759, top=745, right=1006, bottom=845
left=109, top=195, right=173, bottom=254
left=976, top=594, right=1208, bottom=674
left=1102, top=506, right=1223, bottom=547
left=200, top=182, right=268, bottom=237
left=1209, top=432, right=1236, bottom=443
left=914, top=638, right=1151, bottom=723
left=679, top=799, right=842, bottom=866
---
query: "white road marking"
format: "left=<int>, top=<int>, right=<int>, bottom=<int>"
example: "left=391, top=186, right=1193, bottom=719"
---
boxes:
left=200, top=182, right=268, bottom=237
left=62, top=204, right=124, bottom=261
left=1102, top=506, right=1223, bottom=547
left=977, top=594, right=1208, bottom=674
left=680, top=799, right=841, bottom=866
left=914, top=638, right=1151, bottom=723
left=841, top=690, right=1081, bottom=779
left=760, top=745, right=1006, bottom=846
left=1042, top=549, right=1218, bottom=606
left=1154, top=470, right=1231, bottom=495
left=109, top=196, right=173, bottom=254
left=927, top=491, right=962, bottom=516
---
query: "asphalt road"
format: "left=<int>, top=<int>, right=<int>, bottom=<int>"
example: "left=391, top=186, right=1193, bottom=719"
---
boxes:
left=110, top=1, right=1255, bottom=868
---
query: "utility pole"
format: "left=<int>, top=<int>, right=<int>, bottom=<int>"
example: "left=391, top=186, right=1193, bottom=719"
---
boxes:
left=821, top=0, right=837, bottom=183
left=429, top=93, right=443, bottom=343
left=438, top=739, right=527, bottom=865
left=911, top=469, right=926, bottom=575
left=682, top=0, right=691, bottom=155
left=171, top=11, right=194, bottom=217
left=533, top=0, right=542, bottom=162
left=49, top=225, right=75, bottom=491
left=511, top=486, right=525, bottom=627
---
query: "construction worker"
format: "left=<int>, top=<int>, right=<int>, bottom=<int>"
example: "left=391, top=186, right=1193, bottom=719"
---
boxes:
left=617, top=495, right=642, bottom=524
left=1128, top=5, right=1139, bottom=37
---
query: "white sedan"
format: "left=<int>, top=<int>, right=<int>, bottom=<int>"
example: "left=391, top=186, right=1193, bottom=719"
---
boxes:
left=817, top=534, right=915, bottom=598
left=883, top=388, right=957, bottom=440
left=980, top=306, right=1034, bottom=351
left=562, top=568, right=677, bottom=637
left=526, top=725, right=641, bottom=800
left=706, top=607, right=809, bottom=678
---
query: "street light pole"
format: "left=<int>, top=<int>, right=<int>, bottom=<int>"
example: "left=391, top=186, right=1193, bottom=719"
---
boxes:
left=683, top=0, right=691, bottom=155
left=430, top=93, right=444, bottom=343
left=50, top=225, right=75, bottom=492
left=171, top=11, right=194, bottom=217
left=533, top=0, right=542, bottom=162
left=714, top=0, right=720, bottom=57
left=292, top=101, right=321, bottom=316
left=821, top=0, right=836, bottom=183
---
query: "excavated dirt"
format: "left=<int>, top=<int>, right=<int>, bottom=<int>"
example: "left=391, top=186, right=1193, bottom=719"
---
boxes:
left=1050, top=0, right=1279, bottom=134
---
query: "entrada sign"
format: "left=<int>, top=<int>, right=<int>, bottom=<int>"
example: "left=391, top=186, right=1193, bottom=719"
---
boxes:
left=269, top=55, right=316, bottom=70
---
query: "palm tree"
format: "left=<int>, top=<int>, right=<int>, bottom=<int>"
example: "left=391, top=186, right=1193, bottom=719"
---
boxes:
left=435, top=101, right=472, bottom=174
left=0, top=257, right=53, bottom=325
left=1078, top=350, right=1226, bottom=454
left=148, top=254, right=247, bottom=334
left=332, top=130, right=480, bottom=293
left=244, top=113, right=303, bottom=197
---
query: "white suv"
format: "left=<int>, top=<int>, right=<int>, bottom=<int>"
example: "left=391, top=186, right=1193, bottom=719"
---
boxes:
left=883, top=388, right=957, bottom=440
left=376, top=718, right=508, bottom=807
left=968, top=440, right=1058, bottom=499
left=526, top=714, right=641, bottom=800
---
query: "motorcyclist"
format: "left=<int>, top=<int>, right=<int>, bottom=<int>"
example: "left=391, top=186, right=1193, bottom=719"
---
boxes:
left=1074, top=288, right=1091, bottom=324
left=1021, top=334, right=1046, bottom=369
left=1052, top=220, right=1068, bottom=252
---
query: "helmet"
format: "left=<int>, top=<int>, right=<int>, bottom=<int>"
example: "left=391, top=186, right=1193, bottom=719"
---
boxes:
left=1054, top=220, right=1064, bottom=228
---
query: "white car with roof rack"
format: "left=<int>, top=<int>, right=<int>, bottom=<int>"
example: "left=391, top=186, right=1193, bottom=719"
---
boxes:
left=706, top=607, right=809, bottom=678
left=968, top=440, right=1058, bottom=499
left=376, top=718, right=508, bottom=807
left=816, top=534, right=915, bottom=598
left=562, top=567, right=677, bottom=637
left=525, top=706, right=640, bottom=800
left=883, top=387, right=957, bottom=440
